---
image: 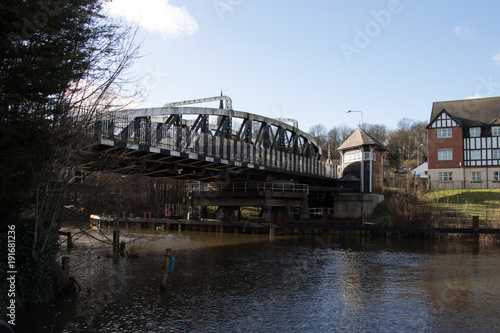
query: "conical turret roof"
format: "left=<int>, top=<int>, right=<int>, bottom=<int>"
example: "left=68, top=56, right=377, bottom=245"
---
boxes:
left=337, top=127, right=385, bottom=151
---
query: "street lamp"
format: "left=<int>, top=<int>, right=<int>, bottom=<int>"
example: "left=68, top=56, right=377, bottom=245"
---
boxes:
left=417, top=143, right=424, bottom=165
left=416, top=143, right=424, bottom=177
left=347, top=110, right=363, bottom=128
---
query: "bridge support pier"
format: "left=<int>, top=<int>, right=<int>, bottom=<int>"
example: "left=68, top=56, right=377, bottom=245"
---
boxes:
left=189, top=181, right=311, bottom=223
left=264, top=207, right=273, bottom=223
left=200, top=206, right=208, bottom=219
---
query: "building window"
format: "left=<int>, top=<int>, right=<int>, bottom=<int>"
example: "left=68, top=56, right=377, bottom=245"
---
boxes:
left=471, top=171, right=482, bottom=182
left=438, top=172, right=453, bottom=182
left=344, top=151, right=362, bottom=163
left=470, top=127, right=481, bottom=137
left=470, top=150, right=482, bottom=160
left=438, top=150, right=453, bottom=161
left=494, top=171, right=500, bottom=182
left=493, top=149, right=500, bottom=159
left=492, top=127, right=500, bottom=136
left=437, top=128, right=452, bottom=138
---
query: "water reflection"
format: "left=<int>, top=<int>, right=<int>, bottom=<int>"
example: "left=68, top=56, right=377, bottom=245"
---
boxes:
left=16, top=229, right=500, bottom=333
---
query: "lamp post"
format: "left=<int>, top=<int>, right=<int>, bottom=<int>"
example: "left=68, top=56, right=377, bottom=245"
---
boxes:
left=417, top=143, right=423, bottom=163
left=346, top=110, right=363, bottom=128
left=416, top=143, right=423, bottom=178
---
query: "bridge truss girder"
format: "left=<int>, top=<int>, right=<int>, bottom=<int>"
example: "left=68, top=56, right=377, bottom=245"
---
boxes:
left=109, top=107, right=321, bottom=157
left=85, top=106, right=335, bottom=182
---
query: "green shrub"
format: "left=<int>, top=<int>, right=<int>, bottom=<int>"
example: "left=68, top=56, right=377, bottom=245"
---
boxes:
left=372, top=200, right=389, bottom=217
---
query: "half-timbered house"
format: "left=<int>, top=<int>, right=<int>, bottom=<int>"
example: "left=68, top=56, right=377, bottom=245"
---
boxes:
left=426, top=96, right=500, bottom=189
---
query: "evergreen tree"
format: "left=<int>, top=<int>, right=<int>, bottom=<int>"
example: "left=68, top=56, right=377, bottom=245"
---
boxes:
left=0, top=0, right=138, bottom=303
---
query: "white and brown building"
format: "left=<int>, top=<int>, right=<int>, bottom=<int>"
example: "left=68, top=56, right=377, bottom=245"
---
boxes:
left=426, top=96, right=500, bottom=189
left=334, top=127, right=386, bottom=218
left=337, top=127, right=386, bottom=194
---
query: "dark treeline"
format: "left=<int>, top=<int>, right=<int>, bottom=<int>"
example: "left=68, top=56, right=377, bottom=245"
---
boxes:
left=80, top=173, right=186, bottom=218
left=308, top=118, right=428, bottom=170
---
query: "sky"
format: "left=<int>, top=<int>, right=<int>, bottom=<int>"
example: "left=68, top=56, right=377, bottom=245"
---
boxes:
left=104, top=0, right=500, bottom=133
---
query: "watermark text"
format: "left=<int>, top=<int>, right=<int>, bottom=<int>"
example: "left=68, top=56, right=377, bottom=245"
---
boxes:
left=340, top=0, right=404, bottom=63
left=6, top=224, right=17, bottom=326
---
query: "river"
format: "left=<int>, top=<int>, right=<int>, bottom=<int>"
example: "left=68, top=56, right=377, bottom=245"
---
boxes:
left=16, top=228, right=500, bottom=332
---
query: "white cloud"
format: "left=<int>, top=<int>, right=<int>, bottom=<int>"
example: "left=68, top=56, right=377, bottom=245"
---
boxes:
left=464, top=94, right=483, bottom=100
left=104, top=0, right=198, bottom=40
left=493, top=51, right=500, bottom=65
left=453, top=26, right=476, bottom=40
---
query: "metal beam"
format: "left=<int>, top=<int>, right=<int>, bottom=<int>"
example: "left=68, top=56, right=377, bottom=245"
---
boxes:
left=163, top=95, right=233, bottom=110
left=111, top=106, right=321, bottom=154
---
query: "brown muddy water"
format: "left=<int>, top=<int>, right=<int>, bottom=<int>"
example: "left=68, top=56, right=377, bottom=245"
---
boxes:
left=15, top=227, right=500, bottom=332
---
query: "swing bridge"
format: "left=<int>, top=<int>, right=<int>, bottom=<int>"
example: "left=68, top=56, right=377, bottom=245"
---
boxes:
left=81, top=95, right=340, bottom=221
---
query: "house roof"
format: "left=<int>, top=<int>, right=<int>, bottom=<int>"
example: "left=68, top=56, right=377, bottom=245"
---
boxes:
left=395, top=167, right=411, bottom=175
left=337, top=127, right=386, bottom=151
left=412, top=162, right=428, bottom=173
left=429, top=96, right=500, bottom=127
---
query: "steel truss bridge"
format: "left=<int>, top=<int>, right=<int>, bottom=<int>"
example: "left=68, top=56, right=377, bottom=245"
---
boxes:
left=83, top=100, right=336, bottom=184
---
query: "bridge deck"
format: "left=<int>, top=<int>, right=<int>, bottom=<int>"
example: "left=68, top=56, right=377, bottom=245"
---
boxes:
left=83, top=138, right=337, bottom=184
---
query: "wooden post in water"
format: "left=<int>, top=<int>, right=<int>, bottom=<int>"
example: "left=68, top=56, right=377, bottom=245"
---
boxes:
left=472, top=215, right=479, bottom=229
left=321, top=213, right=328, bottom=239
left=62, top=257, right=70, bottom=276
left=160, top=248, right=172, bottom=291
left=86, top=250, right=91, bottom=295
left=113, top=215, right=121, bottom=253
left=67, top=232, right=73, bottom=249
left=113, top=230, right=120, bottom=254
left=472, top=215, right=480, bottom=246
left=59, top=231, right=73, bottom=249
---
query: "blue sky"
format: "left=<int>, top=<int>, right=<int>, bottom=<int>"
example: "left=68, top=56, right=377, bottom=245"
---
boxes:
left=105, top=0, right=500, bottom=132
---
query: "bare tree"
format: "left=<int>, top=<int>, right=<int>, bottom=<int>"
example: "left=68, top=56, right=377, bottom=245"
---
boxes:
left=309, top=124, right=329, bottom=152
left=309, top=124, right=357, bottom=160
left=364, top=123, right=388, bottom=145
left=34, top=26, right=140, bottom=254
left=327, top=125, right=355, bottom=159
left=386, top=118, right=427, bottom=169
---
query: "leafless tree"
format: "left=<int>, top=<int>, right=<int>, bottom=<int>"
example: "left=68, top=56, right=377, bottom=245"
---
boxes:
left=11, top=18, right=142, bottom=259
left=386, top=118, right=427, bottom=169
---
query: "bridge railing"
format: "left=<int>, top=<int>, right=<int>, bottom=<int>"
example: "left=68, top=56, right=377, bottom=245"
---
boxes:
left=187, top=181, right=309, bottom=194
left=90, top=116, right=336, bottom=179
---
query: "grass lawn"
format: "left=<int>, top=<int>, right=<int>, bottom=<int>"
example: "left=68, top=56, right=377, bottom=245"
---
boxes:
left=424, top=189, right=500, bottom=214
